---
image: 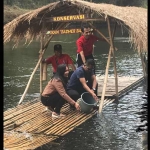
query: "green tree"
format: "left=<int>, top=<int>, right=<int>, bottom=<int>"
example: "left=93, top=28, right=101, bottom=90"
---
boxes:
left=4, top=0, right=147, bottom=8
left=4, top=0, right=13, bottom=5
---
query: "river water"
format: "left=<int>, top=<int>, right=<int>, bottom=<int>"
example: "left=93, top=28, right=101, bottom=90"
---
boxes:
left=4, top=26, right=147, bottom=150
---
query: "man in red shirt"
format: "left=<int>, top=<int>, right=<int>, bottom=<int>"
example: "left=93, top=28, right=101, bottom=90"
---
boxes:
left=76, top=25, right=104, bottom=73
left=43, top=44, right=76, bottom=76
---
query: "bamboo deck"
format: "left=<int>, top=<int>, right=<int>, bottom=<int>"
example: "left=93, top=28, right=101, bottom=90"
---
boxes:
left=4, top=76, right=144, bottom=150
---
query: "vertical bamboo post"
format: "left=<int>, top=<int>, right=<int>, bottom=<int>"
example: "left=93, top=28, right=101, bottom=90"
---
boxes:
left=98, top=19, right=117, bottom=113
left=18, top=35, right=53, bottom=105
left=18, top=23, right=69, bottom=105
left=107, top=17, right=118, bottom=99
left=40, top=34, right=44, bottom=93
left=88, top=22, right=117, bottom=50
left=40, top=22, right=46, bottom=93
left=42, top=63, right=47, bottom=81
left=99, top=49, right=112, bottom=113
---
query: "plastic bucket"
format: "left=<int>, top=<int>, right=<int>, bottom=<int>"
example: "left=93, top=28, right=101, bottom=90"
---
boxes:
left=77, top=92, right=97, bottom=113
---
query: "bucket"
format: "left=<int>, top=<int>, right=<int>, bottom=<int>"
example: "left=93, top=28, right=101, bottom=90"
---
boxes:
left=77, top=92, right=98, bottom=113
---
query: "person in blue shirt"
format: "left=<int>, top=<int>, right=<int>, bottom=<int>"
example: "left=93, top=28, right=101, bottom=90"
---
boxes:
left=67, top=59, right=98, bottom=104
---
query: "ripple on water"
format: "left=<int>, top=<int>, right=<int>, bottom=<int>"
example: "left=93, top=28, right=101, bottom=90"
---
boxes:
left=4, top=37, right=146, bottom=149
left=36, top=85, right=146, bottom=150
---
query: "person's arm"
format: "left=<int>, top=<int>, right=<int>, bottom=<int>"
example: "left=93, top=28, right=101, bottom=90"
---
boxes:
left=66, top=55, right=76, bottom=71
left=77, top=40, right=86, bottom=65
left=96, top=35, right=117, bottom=50
left=79, top=77, right=98, bottom=101
left=42, top=57, right=52, bottom=64
left=42, top=58, right=46, bottom=63
left=91, top=31, right=105, bottom=41
left=91, top=75, right=97, bottom=90
left=91, top=34, right=105, bottom=42
left=79, top=51, right=86, bottom=65
left=98, top=37, right=105, bottom=41
left=54, top=80, right=80, bottom=110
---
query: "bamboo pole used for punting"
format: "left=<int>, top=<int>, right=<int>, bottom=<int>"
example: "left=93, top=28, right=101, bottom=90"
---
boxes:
left=107, top=18, right=118, bottom=99
left=18, top=35, right=53, bottom=105
left=18, top=23, right=69, bottom=105
left=99, top=19, right=117, bottom=113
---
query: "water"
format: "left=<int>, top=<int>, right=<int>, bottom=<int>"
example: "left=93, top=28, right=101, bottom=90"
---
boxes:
left=35, top=87, right=147, bottom=150
left=4, top=26, right=147, bottom=149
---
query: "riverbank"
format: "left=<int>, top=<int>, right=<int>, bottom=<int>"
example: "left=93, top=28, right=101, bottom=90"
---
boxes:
left=4, top=5, right=30, bottom=24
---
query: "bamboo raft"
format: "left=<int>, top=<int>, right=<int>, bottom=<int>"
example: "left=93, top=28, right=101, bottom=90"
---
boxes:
left=4, top=76, right=144, bottom=150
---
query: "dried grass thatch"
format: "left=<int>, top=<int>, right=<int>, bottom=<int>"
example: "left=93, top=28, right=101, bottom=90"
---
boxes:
left=4, top=0, right=147, bottom=53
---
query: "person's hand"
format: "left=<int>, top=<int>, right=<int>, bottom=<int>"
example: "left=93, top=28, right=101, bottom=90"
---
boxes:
left=42, top=58, right=46, bottom=63
left=91, top=92, right=99, bottom=102
left=74, top=102, right=81, bottom=111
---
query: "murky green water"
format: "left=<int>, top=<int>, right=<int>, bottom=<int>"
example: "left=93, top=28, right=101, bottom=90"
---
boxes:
left=4, top=26, right=146, bottom=150
left=36, top=86, right=146, bottom=150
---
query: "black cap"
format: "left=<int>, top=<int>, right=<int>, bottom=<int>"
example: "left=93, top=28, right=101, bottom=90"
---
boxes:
left=54, top=44, right=62, bottom=51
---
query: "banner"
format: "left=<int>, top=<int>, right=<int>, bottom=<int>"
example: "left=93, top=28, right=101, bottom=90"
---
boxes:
left=51, top=14, right=85, bottom=22
left=46, top=29, right=81, bottom=35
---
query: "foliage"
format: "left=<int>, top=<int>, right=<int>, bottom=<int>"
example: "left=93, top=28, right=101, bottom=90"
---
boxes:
left=4, top=0, right=147, bottom=8
left=4, top=0, right=58, bottom=9
left=92, top=0, right=147, bottom=7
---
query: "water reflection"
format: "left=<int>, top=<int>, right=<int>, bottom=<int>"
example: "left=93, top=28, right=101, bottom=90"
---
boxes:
left=38, top=86, right=146, bottom=150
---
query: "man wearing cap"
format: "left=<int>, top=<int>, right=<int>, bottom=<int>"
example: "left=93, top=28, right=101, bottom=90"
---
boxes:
left=43, top=44, right=76, bottom=76
left=76, top=24, right=105, bottom=73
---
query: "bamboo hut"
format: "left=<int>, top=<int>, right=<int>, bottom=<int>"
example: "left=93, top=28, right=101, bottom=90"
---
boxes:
left=4, top=0, right=147, bottom=112
left=4, top=1, right=147, bottom=149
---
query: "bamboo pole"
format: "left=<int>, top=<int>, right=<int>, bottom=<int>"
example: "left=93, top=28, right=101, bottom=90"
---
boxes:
left=98, top=19, right=117, bottom=113
left=42, top=63, right=47, bottom=81
left=18, top=39, right=51, bottom=105
left=88, top=22, right=117, bottom=50
left=40, top=34, right=44, bottom=93
left=98, top=48, right=111, bottom=113
left=18, top=23, right=69, bottom=105
left=107, top=18, right=118, bottom=99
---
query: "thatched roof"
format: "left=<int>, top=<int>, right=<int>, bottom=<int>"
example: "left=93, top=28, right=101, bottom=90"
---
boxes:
left=4, top=0, right=147, bottom=53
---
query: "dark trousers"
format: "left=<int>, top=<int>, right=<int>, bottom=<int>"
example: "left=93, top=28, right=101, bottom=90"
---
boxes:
left=41, top=92, right=65, bottom=114
left=67, top=82, right=98, bottom=100
left=66, top=89, right=81, bottom=101
left=76, top=53, right=96, bottom=73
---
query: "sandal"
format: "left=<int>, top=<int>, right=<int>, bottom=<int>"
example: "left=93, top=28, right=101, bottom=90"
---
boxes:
left=52, top=112, right=66, bottom=118
left=45, top=106, right=54, bottom=112
left=60, top=113, right=66, bottom=117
